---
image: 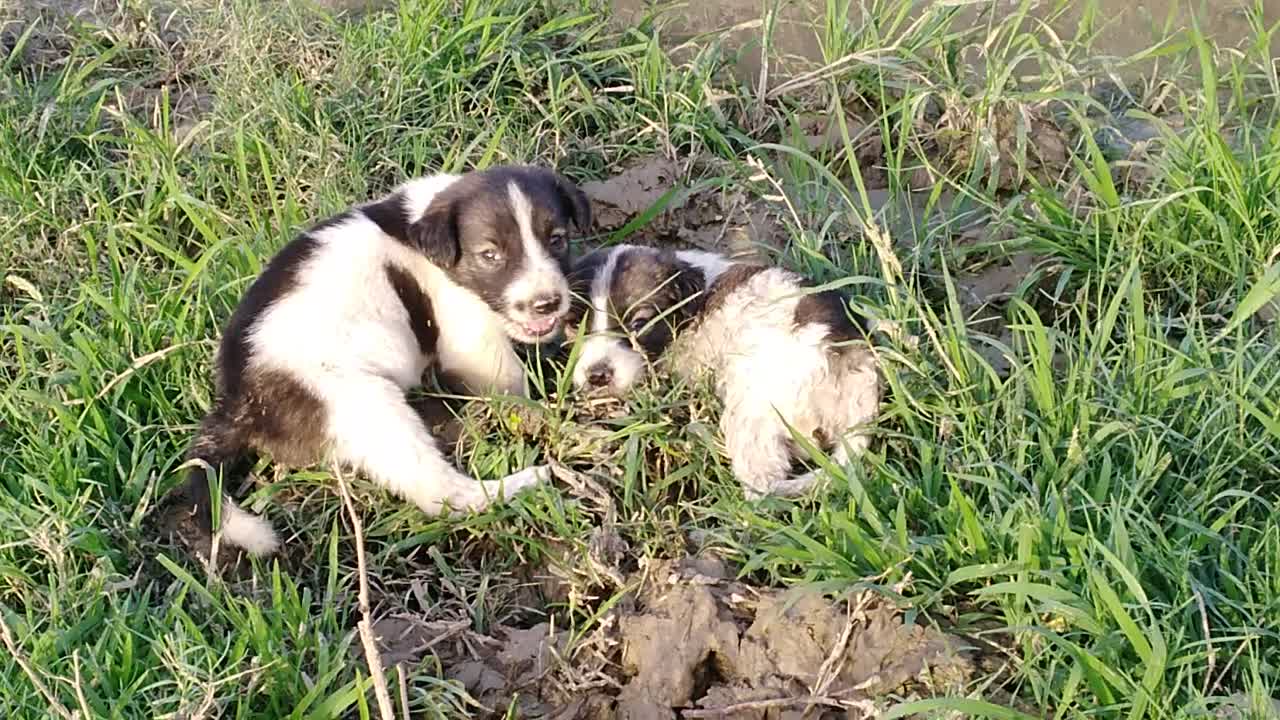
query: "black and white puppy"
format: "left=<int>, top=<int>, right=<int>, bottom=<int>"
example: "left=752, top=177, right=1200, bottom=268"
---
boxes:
left=566, top=245, right=879, bottom=499
left=156, top=165, right=591, bottom=559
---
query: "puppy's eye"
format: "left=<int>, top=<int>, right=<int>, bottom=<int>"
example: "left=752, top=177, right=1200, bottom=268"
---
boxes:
left=478, top=249, right=504, bottom=265
left=548, top=230, right=567, bottom=250
left=627, top=314, right=653, bottom=333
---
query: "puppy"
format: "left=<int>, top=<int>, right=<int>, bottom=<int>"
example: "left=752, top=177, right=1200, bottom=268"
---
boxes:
left=566, top=244, right=878, bottom=499
left=156, top=165, right=591, bottom=560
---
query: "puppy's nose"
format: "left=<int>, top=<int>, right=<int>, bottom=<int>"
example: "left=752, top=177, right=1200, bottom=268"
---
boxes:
left=586, top=363, right=613, bottom=388
left=530, top=295, right=561, bottom=317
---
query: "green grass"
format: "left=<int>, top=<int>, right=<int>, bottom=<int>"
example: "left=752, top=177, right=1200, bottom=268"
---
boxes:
left=2, top=0, right=1279, bottom=717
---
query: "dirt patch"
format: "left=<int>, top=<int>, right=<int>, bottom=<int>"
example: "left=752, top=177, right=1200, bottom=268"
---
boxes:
left=3, top=0, right=187, bottom=73
left=582, top=156, right=787, bottom=262
left=791, top=108, right=889, bottom=189
left=946, top=231, right=1067, bottom=377
left=609, top=0, right=1280, bottom=84
left=923, top=100, right=1071, bottom=193
left=363, top=555, right=984, bottom=718
left=2, top=0, right=213, bottom=141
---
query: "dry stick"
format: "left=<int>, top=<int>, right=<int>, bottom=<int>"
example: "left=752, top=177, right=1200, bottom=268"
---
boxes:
left=0, top=613, right=76, bottom=720
left=334, top=465, right=396, bottom=720
left=396, top=664, right=411, bottom=720
left=1196, top=589, right=1215, bottom=698
left=683, top=694, right=846, bottom=718
left=806, top=594, right=869, bottom=716
left=71, top=650, right=93, bottom=719
left=64, top=340, right=206, bottom=406
left=1210, top=634, right=1251, bottom=697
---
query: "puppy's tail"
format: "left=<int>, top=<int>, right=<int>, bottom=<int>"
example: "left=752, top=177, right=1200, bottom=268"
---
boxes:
left=157, top=415, right=281, bottom=558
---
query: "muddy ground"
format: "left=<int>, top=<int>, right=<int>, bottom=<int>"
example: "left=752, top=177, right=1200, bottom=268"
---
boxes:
left=1, top=0, right=213, bottom=141
left=608, top=0, right=1280, bottom=83
left=365, top=554, right=988, bottom=719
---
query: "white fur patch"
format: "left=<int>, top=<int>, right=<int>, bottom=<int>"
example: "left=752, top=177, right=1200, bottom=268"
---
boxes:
left=399, top=174, right=462, bottom=219
left=674, top=248, right=733, bottom=284
left=219, top=499, right=281, bottom=556
left=325, top=375, right=543, bottom=514
left=572, top=246, right=648, bottom=391
left=669, top=267, right=878, bottom=497
left=502, top=182, right=570, bottom=342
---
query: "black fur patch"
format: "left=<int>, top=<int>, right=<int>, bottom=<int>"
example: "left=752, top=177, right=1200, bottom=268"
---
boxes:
left=234, top=367, right=328, bottom=466
left=217, top=235, right=321, bottom=400
left=360, top=191, right=412, bottom=243
left=793, top=287, right=864, bottom=343
left=564, top=247, right=612, bottom=340
left=307, top=210, right=355, bottom=236
left=384, top=262, right=438, bottom=355
left=568, top=247, right=611, bottom=299
left=154, top=364, right=327, bottom=563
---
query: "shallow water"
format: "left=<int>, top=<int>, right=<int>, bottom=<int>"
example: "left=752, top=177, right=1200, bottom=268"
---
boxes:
left=610, top=0, right=1280, bottom=82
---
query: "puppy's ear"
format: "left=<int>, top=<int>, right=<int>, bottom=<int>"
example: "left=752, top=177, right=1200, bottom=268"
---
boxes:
left=554, top=173, right=593, bottom=234
left=408, top=199, right=460, bottom=268
left=568, top=248, right=609, bottom=298
left=659, top=252, right=707, bottom=323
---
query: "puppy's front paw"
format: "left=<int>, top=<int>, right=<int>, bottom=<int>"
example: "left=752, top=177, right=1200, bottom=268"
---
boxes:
left=496, top=464, right=550, bottom=497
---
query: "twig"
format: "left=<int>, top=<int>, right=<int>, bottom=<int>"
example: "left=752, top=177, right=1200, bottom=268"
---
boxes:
left=548, top=461, right=616, bottom=521
left=1195, top=589, right=1214, bottom=697
left=64, top=341, right=206, bottom=406
left=683, top=694, right=846, bottom=718
left=396, top=664, right=411, bottom=720
left=807, top=593, right=871, bottom=715
left=765, top=50, right=885, bottom=100
left=334, top=465, right=396, bottom=720
left=1210, top=633, right=1251, bottom=697
left=71, top=650, right=92, bottom=719
left=0, top=612, right=76, bottom=720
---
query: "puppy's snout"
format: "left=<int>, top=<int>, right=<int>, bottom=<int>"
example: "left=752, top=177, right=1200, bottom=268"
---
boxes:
left=586, top=363, right=613, bottom=389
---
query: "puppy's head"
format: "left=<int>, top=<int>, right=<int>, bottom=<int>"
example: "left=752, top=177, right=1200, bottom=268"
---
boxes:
left=410, top=165, right=591, bottom=344
left=565, top=245, right=705, bottom=396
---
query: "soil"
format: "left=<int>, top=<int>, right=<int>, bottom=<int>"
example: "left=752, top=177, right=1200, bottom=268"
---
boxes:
left=608, top=0, right=1280, bottom=83
left=2, top=0, right=212, bottom=141
left=363, top=556, right=980, bottom=719
left=580, top=155, right=786, bottom=263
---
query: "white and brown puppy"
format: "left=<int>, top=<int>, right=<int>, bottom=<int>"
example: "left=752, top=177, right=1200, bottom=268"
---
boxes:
left=156, top=165, right=591, bottom=560
left=566, top=245, right=878, bottom=499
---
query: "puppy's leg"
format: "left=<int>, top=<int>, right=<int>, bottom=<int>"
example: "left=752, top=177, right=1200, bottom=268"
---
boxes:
left=785, top=360, right=879, bottom=493
left=722, top=406, right=794, bottom=501
left=775, top=438, right=866, bottom=497
left=328, top=376, right=547, bottom=514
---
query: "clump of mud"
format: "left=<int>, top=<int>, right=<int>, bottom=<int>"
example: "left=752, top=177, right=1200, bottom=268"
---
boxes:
left=580, top=156, right=786, bottom=263
left=365, top=556, right=978, bottom=719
